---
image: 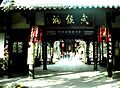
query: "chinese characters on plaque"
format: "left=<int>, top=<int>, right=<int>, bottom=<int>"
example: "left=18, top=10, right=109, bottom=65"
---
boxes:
left=52, top=15, right=61, bottom=24
left=80, top=14, right=89, bottom=25
left=66, top=14, right=74, bottom=24
left=46, top=13, right=93, bottom=27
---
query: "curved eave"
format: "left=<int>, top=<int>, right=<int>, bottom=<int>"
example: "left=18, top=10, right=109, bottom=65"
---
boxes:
left=1, top=5, right=120, bottom=12
left=0, top=0, right=120, bottom=11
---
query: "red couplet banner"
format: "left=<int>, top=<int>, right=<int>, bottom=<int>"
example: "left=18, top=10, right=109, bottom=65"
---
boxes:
left=98, top=26, right=110, bottom=43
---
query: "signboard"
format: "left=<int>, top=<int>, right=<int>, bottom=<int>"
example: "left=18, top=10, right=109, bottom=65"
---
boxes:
left=108, top=35, right=112, bottom=63
left=94, top=41, right=98, bottom=59
left=46, top=30, right=94, bottom=36
left=57, top=30, right=82, bottom=35
left=45, top=12, right=94, bottom=28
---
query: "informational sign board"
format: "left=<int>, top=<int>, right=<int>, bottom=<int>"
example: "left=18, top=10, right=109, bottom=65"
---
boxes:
left=47, top=30, right=94, bottom=36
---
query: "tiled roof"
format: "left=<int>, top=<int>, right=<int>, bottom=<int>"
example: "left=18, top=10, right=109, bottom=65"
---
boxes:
left=0, top=0, right=120, bottom=11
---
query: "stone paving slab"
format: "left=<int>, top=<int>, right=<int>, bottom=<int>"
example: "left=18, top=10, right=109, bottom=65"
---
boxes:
left=0, top=63, right=120, bottom=88
left=1, top=69, right=120, bottom=88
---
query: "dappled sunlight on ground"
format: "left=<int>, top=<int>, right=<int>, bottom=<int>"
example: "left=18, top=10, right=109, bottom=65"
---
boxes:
left=1, top=69, right=120, bottom=88
left=1, top=58, right=120, bottom=88
left=21, top=70, right=120, bottom=88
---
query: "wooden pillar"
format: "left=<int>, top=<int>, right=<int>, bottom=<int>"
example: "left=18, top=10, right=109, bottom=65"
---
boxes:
left=42, top=26, right=47, bottom=70
left=106, top=12, right=113, bottom=77
left=51, top=40, right=54, bottom=64
left=6, top=12, right=13, bottom=78
left=93, top=29, right=98, bottom=70
left=101, top=38, right=104, bottom=63
left=28, top=11, right=36, bottom=79
left=86, top=40, right=90, bottom=64
left=98, top=28, right=102, bottom=65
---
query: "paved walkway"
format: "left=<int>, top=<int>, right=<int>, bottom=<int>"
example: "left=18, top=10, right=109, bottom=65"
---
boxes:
left=46, top=61, right=102, bottom=72
left=0, top=59, right=120, bottom=88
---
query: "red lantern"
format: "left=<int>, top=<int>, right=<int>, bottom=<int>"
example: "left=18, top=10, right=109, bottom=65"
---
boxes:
left=98, top=26, right=111, bottom=43
left=98, top=36, right=102, bottom=43
left=100, top=26, right=106, bottom=37
left=98, top=26, right=107, bottom=43
left=105, top=29, right=110, bottom=42
left=39, top=30, right=42, bottom=43
left=30, top=26, right=38, bottom=43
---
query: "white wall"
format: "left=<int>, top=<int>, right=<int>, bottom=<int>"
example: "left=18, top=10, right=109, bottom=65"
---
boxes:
left=0, top=33, right=4, bottom=58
